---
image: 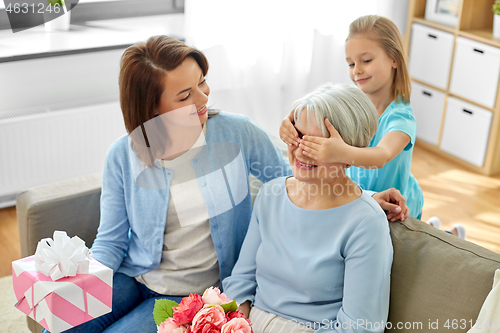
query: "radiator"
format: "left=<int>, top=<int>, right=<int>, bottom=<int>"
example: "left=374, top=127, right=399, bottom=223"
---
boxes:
left=0, top=98, right=126, bottom=208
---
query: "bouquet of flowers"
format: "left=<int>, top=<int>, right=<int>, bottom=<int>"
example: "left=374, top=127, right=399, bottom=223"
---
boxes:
left=153, top=287, right=253, bottom=333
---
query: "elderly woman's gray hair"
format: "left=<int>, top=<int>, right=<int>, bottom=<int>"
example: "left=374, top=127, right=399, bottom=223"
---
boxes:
left=293, top=84, right=378, bottom=148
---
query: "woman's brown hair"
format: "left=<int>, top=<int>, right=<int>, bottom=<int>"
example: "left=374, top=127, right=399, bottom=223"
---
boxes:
left=347, top=15, right=411, bottom=104
left=119, top=35, right=214, bottom=166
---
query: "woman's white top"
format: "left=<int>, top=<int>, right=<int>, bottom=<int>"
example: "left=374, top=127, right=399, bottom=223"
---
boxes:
left=135, top=125, right=220, bottom=295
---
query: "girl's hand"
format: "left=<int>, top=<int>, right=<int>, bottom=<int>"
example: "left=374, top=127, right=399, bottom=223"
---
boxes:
left=280, top=111, right=299, bottom=147
left=299, top=118, right=348, bottom=163
left=372, top=188, right=409, bottom=222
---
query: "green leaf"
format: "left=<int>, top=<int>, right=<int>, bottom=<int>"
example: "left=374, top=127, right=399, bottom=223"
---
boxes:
left=47, top=0, right=64, bottom=6
left=153, top=299, right=179, bottom=326
left=494, top=0, right=500, bottom=15
left=220, top=300, right=238, bottom=313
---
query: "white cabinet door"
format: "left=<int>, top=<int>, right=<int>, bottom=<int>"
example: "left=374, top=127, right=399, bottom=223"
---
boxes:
left=441, top=97, right=493, bottom=167
left=450, top=37, right=500, bottom=108
left=409, top=23, right=454, bottom=89
left=411, top=82, right=446, bottom=145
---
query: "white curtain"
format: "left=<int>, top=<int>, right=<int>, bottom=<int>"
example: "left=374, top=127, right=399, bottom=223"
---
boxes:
left=185, top=0, right=408, bottom=135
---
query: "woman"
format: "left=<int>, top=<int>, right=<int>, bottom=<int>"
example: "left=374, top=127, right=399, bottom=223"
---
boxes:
left=223, top=84, right=393, bottom=333
left=50, top=36, right=290, bottom=333
left=48, top=37, right=403, bottom=333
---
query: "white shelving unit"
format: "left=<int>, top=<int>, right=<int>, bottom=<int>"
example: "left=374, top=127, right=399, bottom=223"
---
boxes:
left=406, top=0, right=500, bottom=176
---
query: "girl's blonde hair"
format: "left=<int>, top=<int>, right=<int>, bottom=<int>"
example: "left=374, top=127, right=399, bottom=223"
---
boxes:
left=347, top=15, right=411, bottom=104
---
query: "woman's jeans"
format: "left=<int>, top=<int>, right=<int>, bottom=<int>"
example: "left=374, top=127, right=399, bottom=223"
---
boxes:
left=42, top=273, right=185, bottom=333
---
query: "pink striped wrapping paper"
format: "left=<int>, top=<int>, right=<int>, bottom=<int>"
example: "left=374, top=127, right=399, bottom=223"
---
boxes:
left=12, top=256, right=113, bottom=333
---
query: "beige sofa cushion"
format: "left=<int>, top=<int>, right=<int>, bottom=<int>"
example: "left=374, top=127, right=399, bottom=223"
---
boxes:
left=388, top=217, right=500, bottom=332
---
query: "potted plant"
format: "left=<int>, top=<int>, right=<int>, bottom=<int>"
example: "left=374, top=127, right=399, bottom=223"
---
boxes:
left=44, top=0, right=71, bottom=31
left=493, top=0, right=500, bottom=38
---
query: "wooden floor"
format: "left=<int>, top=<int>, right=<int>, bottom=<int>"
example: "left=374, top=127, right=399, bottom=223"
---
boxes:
left=1, top=142, right=500, bottom=278
left=0, top=205, right=20, bottom=278
left=411, top=143, right=500, bottom=253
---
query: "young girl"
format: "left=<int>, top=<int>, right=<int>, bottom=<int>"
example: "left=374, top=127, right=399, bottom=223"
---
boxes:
left=280, top=15, right=425, bottom=221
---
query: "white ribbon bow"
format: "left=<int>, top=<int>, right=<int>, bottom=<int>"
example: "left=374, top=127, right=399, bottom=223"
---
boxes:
left=34, top=231, right=90, bottom=281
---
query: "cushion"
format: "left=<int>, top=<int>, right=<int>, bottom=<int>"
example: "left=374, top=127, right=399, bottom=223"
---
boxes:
left=16, top=172, right=101, bottom=257
left=387, top=217, right=500, bottom=332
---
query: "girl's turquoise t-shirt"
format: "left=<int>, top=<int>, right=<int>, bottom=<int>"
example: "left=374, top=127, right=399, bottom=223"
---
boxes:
left=347, top=100, right=424, bottom=219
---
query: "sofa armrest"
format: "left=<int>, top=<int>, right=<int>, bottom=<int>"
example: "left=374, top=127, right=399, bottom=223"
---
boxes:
left=16, top=172, right=102, bottom=258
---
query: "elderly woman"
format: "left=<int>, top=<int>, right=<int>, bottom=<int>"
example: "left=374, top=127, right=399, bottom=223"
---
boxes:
left=223, top=84, right=393, bottom=333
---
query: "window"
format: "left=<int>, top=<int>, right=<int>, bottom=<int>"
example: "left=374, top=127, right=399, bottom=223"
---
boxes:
left=0, top=0, right=184, bottom=30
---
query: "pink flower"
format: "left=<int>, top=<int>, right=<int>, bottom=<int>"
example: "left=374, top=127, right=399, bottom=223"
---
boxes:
left=226, top=310, right=246, bottom=321
left=173, top=293, right=205, bottom=325
left=191, top=323, right=219, bottom=333
left=202, top=287, right=232, bottom=305
left=192, top=305, right=227, bottom=333
left=226, top=311, right=252, bottom=328
left=221, top=318, right=253, bottom=333
left=157, top=317, right=190, bottom=333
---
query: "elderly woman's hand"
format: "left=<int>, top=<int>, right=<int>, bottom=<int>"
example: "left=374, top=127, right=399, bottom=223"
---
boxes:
left=372, top=188, right=409, bottom=222
left=238, top=301, right=251, bottom=319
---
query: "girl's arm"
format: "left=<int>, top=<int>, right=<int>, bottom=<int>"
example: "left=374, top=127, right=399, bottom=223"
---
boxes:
left=300, top=118, right=410, bottom=168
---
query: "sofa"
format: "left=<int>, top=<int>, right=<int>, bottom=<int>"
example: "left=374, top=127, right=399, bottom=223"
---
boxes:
left=17, top=171, right=500, bottom=333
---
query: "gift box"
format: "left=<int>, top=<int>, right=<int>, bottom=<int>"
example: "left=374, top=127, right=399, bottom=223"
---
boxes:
left=12, top=231, right=113, bottom=333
